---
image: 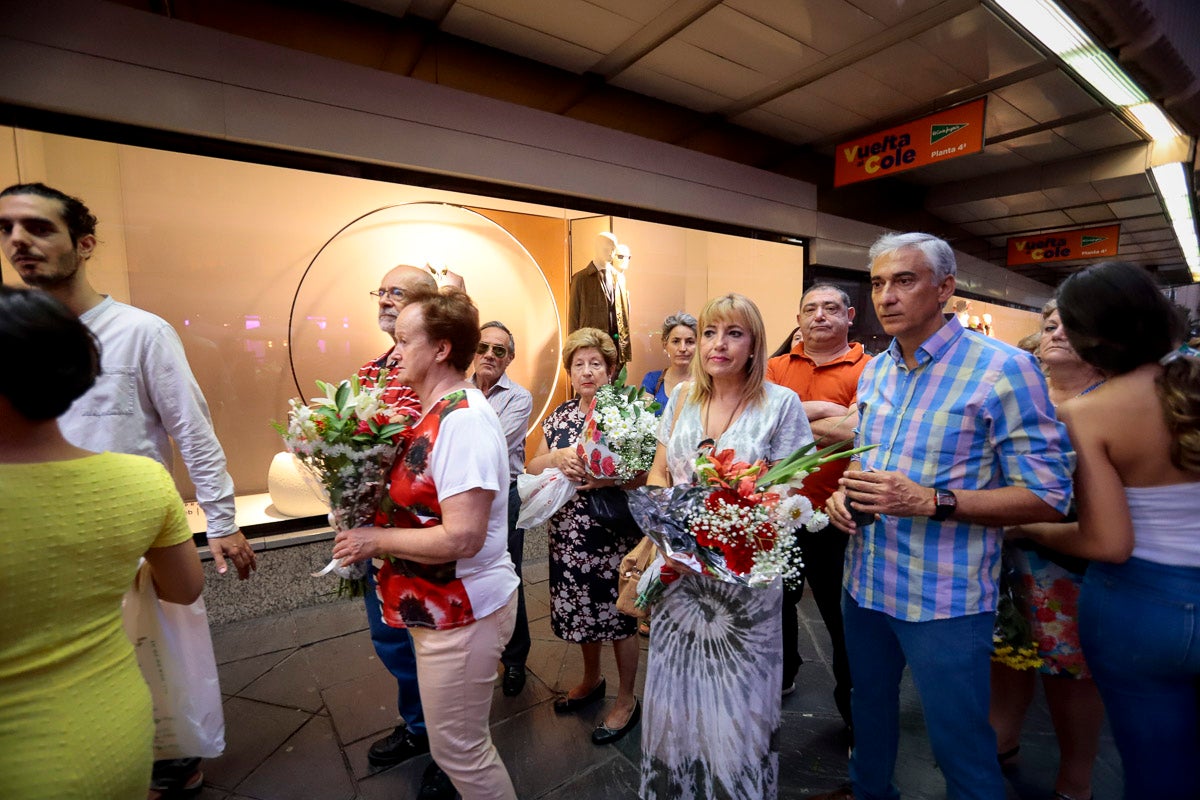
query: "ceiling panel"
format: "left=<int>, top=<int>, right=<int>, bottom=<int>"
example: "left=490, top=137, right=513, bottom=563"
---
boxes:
left=848, top=0, right=949, bottom=27
left=994, top=71, right=1102, bottom=125
left=1054, top=114, right=1141, bottom=151
left=441, top=5, right=604, bottom=73
left=854, top=39, right=977, bottom=103
left=633, top=37, right=776, bottom=99
left=802, top=66, right=918, bottom=126
left=961, top=219, right=1007, bottom=236
left=457, top=0, right=637, bottom=54
left=1121, top=214, right=1169, bottom=232
left=982, top=93, right=1040, bottom=139
left=611, top=63, right=734, bottom=112
left=730, top=107, right=822, bottom=144
left=911, top=6, right=1043, bottom=83
left=1109, top=195, right=1165, bottom=217
left=908, top=145, right=1031, bottom=184
left=678, top=4, right=824, bottom=79
left=998, top=210, right=1077, bottom=231
left=1003, top=129, right=1082, bottom=163
left=1064, top=204, right=1118, bottom=224
left=987, top=189, right=1056, bottom=218
left=1093, top=174, right=1154, bottom=201
left=761, top=88, right=873, bottom=136
left=1043, top=183, right=1104, bottom=208
left=724, top=0, right=886, bottom=54
left=588, top=0, right=679, bottom=26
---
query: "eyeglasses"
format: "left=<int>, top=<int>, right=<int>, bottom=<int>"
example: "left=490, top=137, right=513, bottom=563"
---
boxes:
left=368, top=287, right=405, bottom=300
left=475, top=342, right=509, bottom=359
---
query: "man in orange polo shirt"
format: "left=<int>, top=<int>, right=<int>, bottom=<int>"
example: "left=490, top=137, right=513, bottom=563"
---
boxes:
left=767, top=284, right=867, bottom=741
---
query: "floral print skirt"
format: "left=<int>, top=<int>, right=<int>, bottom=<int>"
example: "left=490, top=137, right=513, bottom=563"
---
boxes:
left=1012, top=545, right=1091, bottom=678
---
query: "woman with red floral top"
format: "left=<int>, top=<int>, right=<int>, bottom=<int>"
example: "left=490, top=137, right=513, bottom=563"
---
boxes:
left=334, top=287, right=520, bottom=800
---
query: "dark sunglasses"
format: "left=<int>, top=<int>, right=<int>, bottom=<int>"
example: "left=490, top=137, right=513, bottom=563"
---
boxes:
left=475, top=343, right=509, bottom=359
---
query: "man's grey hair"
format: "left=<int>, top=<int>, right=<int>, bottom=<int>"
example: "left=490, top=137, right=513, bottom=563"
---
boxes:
left=800, top=283, right=852, bottom=311
left=868, top=232, right=957, bottom=283
left=660, top=311, right=698, bottom=344
left=480, top=320, right=515, bottom=354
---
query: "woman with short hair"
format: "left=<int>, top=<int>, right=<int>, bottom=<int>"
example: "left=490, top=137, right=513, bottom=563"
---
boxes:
left=334, top=286, right=520, bottom=800
left=641, top=311, right=697, bottom=414
left=527, top=327, right=643, bottom=745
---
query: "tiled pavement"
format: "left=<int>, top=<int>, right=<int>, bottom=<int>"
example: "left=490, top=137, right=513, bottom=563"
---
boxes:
left=200, top=559, right=1124, bottom=799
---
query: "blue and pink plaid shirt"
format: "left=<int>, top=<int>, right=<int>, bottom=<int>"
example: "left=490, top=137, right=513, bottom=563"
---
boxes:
left=846, top=317, right=1074, bottom=622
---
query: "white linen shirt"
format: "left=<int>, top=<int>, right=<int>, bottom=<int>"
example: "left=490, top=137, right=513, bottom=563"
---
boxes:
left=60, top=296, right=238, bottom=537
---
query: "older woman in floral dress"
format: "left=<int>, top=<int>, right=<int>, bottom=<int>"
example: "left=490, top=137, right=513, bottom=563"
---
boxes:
left=526, top=327, right=643, bottom=745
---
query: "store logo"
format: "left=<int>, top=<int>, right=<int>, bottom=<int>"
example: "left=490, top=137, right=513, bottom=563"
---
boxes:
left=1081, top=234, right=1107, bottom=246
left=930, top=123, right=968, bottom=144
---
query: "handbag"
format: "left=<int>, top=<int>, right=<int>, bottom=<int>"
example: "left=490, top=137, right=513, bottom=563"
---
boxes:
left=616, top=536, right=657, bottom=619
left=584, top=487, right=634, bottom=529
left=122, top=561, right=226, bottom=759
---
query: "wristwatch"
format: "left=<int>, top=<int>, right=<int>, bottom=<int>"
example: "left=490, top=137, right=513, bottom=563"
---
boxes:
left=930, top=488, right=957, bottom=521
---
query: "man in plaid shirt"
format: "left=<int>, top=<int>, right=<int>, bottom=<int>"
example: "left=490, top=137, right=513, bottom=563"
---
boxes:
left=814, top=233, right=1074, bottom=800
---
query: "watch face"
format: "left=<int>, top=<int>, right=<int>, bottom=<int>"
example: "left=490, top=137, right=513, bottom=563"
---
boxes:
left=933, top=489, right=956, bottom=520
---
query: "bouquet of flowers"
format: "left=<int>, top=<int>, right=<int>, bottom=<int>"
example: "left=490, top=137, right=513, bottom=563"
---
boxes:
left=275, top=375, right=415, bottom=595
left=576, top=367, right=661, bottom=481
left=626, top=438, right=877, bottom=610
left=991, top=547, right=1043, bottom=670
left=516, top=368, right=659, bottom=529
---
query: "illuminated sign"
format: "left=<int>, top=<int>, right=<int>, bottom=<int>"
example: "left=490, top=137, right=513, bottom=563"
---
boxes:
left=834, top=98, right=987, bottom=187
left=1006, top=224, right=1120, bottom=266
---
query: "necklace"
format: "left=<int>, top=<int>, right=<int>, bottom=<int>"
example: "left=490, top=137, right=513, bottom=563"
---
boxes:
left=704, top=395, right=745, bottom=442
left=1075, top=379, right=1106, bottom=399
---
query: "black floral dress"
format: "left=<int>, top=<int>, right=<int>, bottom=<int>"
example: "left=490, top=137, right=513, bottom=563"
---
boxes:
left=543, top=399, right=641, bottom=642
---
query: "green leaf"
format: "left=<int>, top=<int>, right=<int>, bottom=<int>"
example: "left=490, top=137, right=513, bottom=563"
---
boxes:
left=334, top=381, right=351, bottom=413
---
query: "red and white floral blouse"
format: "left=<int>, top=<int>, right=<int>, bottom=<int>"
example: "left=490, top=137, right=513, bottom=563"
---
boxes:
left=374, top=388, right=519, bottom=630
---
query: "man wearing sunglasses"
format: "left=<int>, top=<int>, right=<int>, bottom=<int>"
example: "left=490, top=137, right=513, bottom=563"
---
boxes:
left=471, top=322, right=534, bottom=697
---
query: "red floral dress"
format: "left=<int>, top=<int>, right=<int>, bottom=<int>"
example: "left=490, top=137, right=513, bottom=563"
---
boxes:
left=374, top=390, right=477, bottom=630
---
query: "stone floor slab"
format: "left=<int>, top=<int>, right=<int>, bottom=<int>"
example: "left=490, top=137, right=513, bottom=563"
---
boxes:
left=238, top=715, right=356, bottom=800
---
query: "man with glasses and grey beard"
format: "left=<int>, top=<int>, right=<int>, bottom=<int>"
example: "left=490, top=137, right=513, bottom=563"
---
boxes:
left=470, top=321, right=534, bottom=696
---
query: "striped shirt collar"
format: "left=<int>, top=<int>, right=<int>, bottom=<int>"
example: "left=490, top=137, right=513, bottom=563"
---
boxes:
left=884, top=315, right=963, bottom=369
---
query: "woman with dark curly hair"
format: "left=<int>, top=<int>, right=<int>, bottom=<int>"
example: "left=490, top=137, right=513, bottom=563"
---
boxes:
left=1025, top=261, right=1200, bottom=799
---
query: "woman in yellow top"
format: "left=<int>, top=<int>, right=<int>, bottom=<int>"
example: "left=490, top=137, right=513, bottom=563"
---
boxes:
left=0, top=287, right=204, bottom=800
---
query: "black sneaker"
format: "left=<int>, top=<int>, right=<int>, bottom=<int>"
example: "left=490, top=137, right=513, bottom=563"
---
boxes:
left=367, top=726, right=430, bottom=767
left=150, top=757, right=203, bottom=798
left=418, top=761, right=457, bottom=800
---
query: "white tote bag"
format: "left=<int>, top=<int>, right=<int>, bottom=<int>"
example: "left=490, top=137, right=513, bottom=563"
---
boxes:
left=121, top=561, right=226, bottom=760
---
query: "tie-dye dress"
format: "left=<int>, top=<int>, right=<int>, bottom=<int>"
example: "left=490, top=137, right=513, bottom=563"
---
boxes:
left=639, top=383, right=810, bottom=799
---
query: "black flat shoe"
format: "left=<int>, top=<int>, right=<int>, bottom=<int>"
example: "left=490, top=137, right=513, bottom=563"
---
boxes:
left=502, top=664, right=526, bottom=697
left=591, top=698, right=641, bottom=745
left=553, top=677, right=606, bottom=714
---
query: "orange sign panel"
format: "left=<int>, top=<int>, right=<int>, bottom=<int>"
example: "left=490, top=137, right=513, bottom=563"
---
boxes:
left=1006, top=225, right=1121, bottom=266
left=834, top=98, right=987, bottom=187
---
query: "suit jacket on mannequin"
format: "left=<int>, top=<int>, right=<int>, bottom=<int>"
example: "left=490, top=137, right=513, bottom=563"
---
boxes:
left=568, top=261, right=632, bottom=364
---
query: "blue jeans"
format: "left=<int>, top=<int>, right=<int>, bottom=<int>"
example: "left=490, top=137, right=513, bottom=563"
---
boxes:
left=1080, top=558, right=1200, bottom=800
left=365, top=566, right=425, bottom=735
left=842, top=592, right=1005, bottom=800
